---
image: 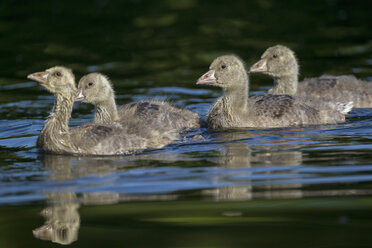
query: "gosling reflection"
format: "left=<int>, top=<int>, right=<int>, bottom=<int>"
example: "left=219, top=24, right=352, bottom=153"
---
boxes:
left=206, top=130, right=304, bottom=201
left=33, top=152, right=196, bottom=245
left=33, top=154, right=125, bottom=245
left=206, top=141, right=253, bottom=200
left=33, top=192, right=79, bottom=245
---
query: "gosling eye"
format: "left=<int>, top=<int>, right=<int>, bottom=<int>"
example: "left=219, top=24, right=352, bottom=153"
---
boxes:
left=54, top=71, right=62, bottom=77
left=88, top=82, right=94, bottom=87
left=221, top=64, right=227, bottom=69
left=272, top=54, right=278, bottom=59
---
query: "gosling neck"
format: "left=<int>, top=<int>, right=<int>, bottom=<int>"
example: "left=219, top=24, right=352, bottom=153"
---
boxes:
left=95, top=95, right=119, bottom=123
left=38, top=92, right=75, bottom=152
left=221, top=73, right=250, bottom=114
left=270, top=73, right=298, bottom=95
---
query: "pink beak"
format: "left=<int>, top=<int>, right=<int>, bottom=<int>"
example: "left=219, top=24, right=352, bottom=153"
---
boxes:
left=27, top=71, right=49, bottom=85
left=249, top=59, right=268, bottom=73
left=196, top=70, right=217, bottom=85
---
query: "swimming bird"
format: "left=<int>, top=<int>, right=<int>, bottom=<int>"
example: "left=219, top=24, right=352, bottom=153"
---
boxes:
left=196, top=55, right=348, bottom=129
left=249, top=45, right=370, bottom=108
left=75, top=73, right=201, bottom=134
left=27, top=66, right=180, bottom=155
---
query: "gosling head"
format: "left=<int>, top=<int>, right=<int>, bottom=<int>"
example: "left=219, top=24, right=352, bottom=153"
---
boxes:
left=249, top=45, right=299, bottom=78
left=196, top=55, right=247, bottom=89
left=75, top=73, right=114, bottom=104
left=27, top=66, right=76, bottom=96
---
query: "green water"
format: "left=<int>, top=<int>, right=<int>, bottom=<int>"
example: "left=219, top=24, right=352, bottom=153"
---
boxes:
left=1, top=0, right=372, bottom=247
left=2, top=198, right=372, bottom=247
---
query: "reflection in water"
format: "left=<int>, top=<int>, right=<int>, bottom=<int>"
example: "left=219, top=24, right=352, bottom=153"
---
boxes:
left=30, top=129, right=372, bottom=244
left=206, top=130, right=304, bottom=201
left=32, top=153, right=190, bottom=245
left=32, top=136, right=308, bottom=244
left=253, top=150, right=303, bottom=200
left=33, top=193, right=80, bottom=245
left=33, top=155, right=123, bottom=245
left=206, top=141, right=254, bottom=201
left=32, top=156, right=77, bottom=245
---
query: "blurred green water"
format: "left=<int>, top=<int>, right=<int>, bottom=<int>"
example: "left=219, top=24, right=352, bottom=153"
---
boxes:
left=1, top=0, right=371, bottom=83
left=2, top=197, right=372, bottom=247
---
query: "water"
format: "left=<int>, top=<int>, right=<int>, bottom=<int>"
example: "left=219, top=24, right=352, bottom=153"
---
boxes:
left=1, top=0, right=372, bottom=247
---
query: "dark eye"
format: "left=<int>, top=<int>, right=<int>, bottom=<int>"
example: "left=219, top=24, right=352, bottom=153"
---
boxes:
left=55, top=71, right=62, bottom=77
left=221, top=64, right=227, bottom=69
left=273, top=54, right=278, bottom=59
left=88, top=82, right=94, bottom=87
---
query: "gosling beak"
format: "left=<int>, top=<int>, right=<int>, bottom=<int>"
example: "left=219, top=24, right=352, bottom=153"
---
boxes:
left=32, top=224, right=53, bottom=241
left=27, top=71, right=49, bottom=85
left=249, top=59, right=267, bottom=73
left=196, top=70, right=216, bottom=85
left=75, top=88, right=85, bottom=102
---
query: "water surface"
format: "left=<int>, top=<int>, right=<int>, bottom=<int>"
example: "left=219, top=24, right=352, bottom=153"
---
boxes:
left=1, top=0, right=372, bottom=247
